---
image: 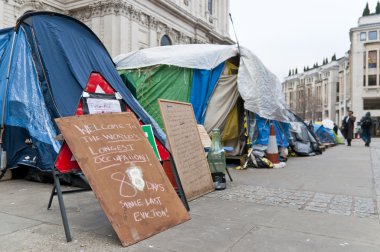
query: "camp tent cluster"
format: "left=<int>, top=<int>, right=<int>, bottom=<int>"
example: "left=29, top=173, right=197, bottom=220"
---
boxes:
left=0, top=12, right=344, bottom=176
left=114, top=44, right=292, bottom=157
left=114, top=45, right=338, bottom=160
left=0, top=10, right=346, bottom=247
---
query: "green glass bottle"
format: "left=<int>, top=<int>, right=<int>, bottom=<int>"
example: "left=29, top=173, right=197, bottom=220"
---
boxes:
left=207, top=129, right=227, bottom=174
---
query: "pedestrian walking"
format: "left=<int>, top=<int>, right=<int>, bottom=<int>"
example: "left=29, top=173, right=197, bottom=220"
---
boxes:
left=360, top=112, right=373, bottom=147
left=333, top=123, right=338, bottom=135
left=341, top=111, right=356, bottom=146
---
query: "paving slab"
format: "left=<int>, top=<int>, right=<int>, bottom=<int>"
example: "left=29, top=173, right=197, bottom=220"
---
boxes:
left=0, top=212, right=42, bottom=236
left=230, top=140, right=374, bottom=198
left=0, top=139, right=379, bottom=251
left=229, top=226, right=380, bottom=252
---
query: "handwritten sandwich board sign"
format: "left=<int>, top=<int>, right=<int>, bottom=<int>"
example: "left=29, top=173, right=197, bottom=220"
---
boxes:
left=55, top=112, right=190, bottom=247
left=158, top=99, right=214, bottom=201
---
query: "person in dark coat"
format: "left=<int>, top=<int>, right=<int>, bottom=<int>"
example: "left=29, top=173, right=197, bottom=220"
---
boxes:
left=341, top=110, right=356, bottom=146
left=360, top=112, right=373, bottom=147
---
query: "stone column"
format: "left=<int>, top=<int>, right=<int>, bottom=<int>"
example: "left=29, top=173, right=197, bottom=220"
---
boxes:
left=130, top=17, right=139, bottom=51
left=0, top=1, right=4, bottom=28
left=103, top=14, right=118, bottom=56
left=148, top=17, right=158, bottom=47
left=119, top=14, right=130, bottom=54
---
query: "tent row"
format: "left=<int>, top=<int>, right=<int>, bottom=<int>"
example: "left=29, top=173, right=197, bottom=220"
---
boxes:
left=114, top=44, right=294, bottom=159
left=0, top=11, right=343, bottom=176
left=114, top=45, right=337, bottom=162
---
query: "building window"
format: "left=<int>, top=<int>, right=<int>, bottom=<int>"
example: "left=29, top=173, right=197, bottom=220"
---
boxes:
left=368, top=74, right=377, bottom=86
left=336, top=82, right=340, bottom=102
left=369, top=31, right=378, bottom=40
left=360, top=32, right=367, bottom=41
left=160, top=35, right=172, bottom=46
left=363, top=98, right=380, bottom=109
left=208, top=0, right=213, bottom=14
left=364, top=75, right=366, bottom=86
left=368, top=50, right=377, bottom=68
left=363, top=52, right=366, bottom=69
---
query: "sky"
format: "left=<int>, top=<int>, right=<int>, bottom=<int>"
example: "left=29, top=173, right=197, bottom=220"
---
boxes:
left=230, top=0, right=380, bottom=81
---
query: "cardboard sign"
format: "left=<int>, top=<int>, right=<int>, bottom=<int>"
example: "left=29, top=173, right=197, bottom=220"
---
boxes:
left=197, top=124, right=212, bottom=148
left=86, top=98, right=122, bottom=114
left=55, top=113, right=190, bottom=247
left=158, top=100, right=214, bottom=200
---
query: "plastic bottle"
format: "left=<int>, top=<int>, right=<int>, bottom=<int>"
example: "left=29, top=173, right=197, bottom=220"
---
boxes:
left=0, top=149, right=6, bottom=170
left=207, top=129, right=227, bottom=190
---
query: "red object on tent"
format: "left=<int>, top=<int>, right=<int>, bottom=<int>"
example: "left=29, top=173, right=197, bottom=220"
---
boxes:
left=84, top=72, right=116, bottom=94
left=55, top=72, right=170, bottom=174
left=55, top=143, right=80, bottom=173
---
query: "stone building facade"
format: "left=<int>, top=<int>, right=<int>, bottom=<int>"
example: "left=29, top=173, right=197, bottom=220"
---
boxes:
left=283, top=13, right=380, bottom=136
left=350, top=14, right=380, bottom=136
left=0, top=0, right=233, bottom=57
left=283, top=57, right=349, bottom=124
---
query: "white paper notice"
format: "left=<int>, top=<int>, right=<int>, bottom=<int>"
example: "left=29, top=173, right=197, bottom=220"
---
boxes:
left=87, top=98, right=122, bottom=114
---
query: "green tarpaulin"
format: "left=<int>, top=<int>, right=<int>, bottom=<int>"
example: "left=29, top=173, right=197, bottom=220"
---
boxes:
left=119, top=65, right=192, bottom=129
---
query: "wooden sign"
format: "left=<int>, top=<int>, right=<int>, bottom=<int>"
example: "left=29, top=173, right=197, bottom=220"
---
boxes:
left=55, top=113, right=190, bottom=247
left=158, top=100, right=214, bottom=200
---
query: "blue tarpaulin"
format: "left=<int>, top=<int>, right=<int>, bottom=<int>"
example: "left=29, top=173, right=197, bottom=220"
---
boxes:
left=0, top=28, right=13, bottom=124
left=252, top=114, right=290, bottom=147
left=5, top=29, right=60, bottom=168
left=189, top=62, right=224, bottom=123
left=313, top=124, right=335, bottom=144
left=0, top=28, right=12, bottom=58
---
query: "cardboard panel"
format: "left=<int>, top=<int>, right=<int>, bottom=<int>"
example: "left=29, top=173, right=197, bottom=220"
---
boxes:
left=55, top=112, right=190, bottom=247
left=197, top=124, right=212, bottom=148
left=158, top=99, right=214, bottom=200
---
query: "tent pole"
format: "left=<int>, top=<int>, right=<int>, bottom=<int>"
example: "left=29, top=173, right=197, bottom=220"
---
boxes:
left=0, top=30, right=17, bottom=171
left=229, top=13, right=241, bottom=54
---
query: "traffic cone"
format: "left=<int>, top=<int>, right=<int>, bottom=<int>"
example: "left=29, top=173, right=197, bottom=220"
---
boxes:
left=266, top=123, right=280, bottom=164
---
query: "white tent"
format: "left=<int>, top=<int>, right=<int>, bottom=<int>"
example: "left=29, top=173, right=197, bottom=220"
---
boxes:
left=114, top=44, right=290, bottom=123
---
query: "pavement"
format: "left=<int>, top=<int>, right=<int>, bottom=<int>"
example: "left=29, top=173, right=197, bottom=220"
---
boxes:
left=1, top=139, right=380, bottom=251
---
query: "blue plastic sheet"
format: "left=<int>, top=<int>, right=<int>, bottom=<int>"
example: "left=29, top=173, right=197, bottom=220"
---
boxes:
left=252, top=114, right=290, bottom=147
left=0, top=28, right=12, bottom=58
left=3, top=29, right=61, bottom=169
left=189, top=62, right=224, bottom=123
left=313, top=124, right=335, bottom=144
left=0, top=28, right=13, bottom=125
